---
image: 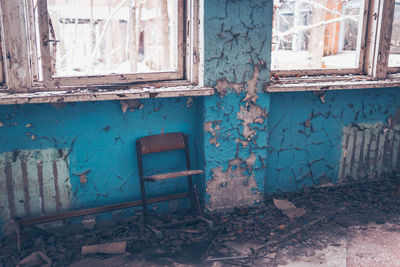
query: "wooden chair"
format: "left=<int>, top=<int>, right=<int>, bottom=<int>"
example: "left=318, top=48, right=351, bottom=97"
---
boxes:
left=136, top=132, right=213, bottom=238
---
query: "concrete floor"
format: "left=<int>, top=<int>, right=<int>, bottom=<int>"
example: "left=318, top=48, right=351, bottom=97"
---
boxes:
left=3, top=177, right=400, bottom=266
left=277, top=223, right=400, bottom=267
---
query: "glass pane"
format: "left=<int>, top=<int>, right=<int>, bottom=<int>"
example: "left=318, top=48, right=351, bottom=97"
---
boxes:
left=0, top=36, right=4, bottom=85
left=389, top=0, right=400, bottom=67
left=271, top=0, right=362, bottom=71
left=46, top=0, right=178, bottom=77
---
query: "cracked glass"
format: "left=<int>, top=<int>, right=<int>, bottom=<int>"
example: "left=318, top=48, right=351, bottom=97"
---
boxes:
left=271, top=0, right=363, bottom=71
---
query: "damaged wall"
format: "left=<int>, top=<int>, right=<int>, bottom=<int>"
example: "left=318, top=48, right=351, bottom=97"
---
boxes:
left=1, top=0, right=400, bottom=235
left=267, top=88, right=400, bottom=193
left=202, top=0, right=272, bottom=211
left=0, top=98, right=204, bottom=233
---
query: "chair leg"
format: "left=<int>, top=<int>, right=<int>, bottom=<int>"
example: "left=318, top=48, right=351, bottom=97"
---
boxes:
left=17, top=223, right=21, bottom=253
left=187, top=175, right=197, bottom=214
left=193, top=184, right=203, bottom=217
left=139, top=177, right=148, bottom=221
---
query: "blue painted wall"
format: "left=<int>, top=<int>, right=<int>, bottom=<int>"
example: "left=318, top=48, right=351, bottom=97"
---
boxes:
left=267, top=88, right=400, bottom=193
left=0, top=0, right=399, bottom=234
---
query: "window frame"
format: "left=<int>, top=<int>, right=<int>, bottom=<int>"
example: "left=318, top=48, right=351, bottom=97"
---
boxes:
left=270, top=0, right=400, bottom=81
left=0, top=0, right=202, bottom=94
left=37, top=0, right=185, bottom=88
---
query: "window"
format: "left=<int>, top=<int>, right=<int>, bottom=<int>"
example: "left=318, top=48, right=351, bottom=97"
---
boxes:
left=0, top=13, right=4, bottom=87
left=0, top=32, right=4, bottom=86
left=35, top=0, right=184, bottom=87
left=389, top=0, right=400, bottom=68
left=271, top=0, right=400, bottom=79
left=0, top=0, right=202, bottom=94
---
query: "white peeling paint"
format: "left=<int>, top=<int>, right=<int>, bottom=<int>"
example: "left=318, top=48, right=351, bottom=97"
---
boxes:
left=206, top=158, right=262, bottom=211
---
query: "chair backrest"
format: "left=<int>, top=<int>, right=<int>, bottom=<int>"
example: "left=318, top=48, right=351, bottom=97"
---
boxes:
left=137, top=132, right=186, bottom=155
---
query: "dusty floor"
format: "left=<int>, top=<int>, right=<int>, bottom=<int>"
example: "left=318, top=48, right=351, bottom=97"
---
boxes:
left=2, top=175, right=400, bottom=266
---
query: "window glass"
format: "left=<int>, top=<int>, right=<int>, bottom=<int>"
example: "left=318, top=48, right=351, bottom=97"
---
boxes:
left=389, top=0, right=400, bottom=67
left=46, top=0, right=178, bottom=77
left=271, top=0, right=362, bottom=70
left=0, top=38, right=4, bottom=85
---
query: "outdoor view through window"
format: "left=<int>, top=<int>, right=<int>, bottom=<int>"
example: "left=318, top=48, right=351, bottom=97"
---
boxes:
left=43, top=0, right=178, bottom=77
left=389, top=1, right=400, bottom=67
left=271, top=0, right=362, bottom=70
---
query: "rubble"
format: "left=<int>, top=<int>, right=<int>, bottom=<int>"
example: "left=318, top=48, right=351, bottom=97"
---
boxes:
left=81, top=241, right=126, bottom=255
left=1, top=175, right=400, bottom=266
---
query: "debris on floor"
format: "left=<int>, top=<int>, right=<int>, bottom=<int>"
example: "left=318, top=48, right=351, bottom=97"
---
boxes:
left=81, top=241, right=126, bottom=255
left=17, top=251, right=51, bottom=267
left=273, top=198, right=306, bottom=219
left=1, top=174, right=400, bottom=266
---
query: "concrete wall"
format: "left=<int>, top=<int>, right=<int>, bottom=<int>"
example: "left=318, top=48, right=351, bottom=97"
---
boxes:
left=0, top=0, right=399, bottom=234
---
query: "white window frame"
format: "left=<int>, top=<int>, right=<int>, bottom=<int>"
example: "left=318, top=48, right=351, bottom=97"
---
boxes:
left=0, top=0, right=203, bottom=94
left=269, top=0, right=400, bottom=86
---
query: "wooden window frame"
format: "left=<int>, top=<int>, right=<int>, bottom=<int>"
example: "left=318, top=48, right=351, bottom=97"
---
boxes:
left=37, top=0, right=185, bottom=88
left=270, top=0, right=400, bottom=83
left=0, top=0, right=202, bottom=94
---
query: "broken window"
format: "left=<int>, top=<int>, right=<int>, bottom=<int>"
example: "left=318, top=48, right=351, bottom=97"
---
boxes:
left=0, top=37, right=4, bottom=86
left=271, top=0, right=363, bottom=71
left=389, top=0, right=400, bottom=67
left=34, top=0, right=183, bottom=87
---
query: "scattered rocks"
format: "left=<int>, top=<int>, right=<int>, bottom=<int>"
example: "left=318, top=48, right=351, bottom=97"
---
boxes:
left=1, top=176, right=400, bottom=266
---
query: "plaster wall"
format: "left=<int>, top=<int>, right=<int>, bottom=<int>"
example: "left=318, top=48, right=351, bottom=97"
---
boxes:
left=0, top=0, right=399, bottom=235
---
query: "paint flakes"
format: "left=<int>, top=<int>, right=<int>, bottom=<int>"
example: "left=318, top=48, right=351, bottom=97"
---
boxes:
left=215, top=78, right=244, bottom=97
left=206, top=158, right=262, bottom=211
left=237, top=103, right=267, bottom=142
left=76, top=169, right=91, bottom=184
left=186, top=97, right=194, bottom=108
left=204, top=121, right=222, bottom=147
left=242, top=66, right=259, bottom=103
left=120, top=99, right=143, bottom=114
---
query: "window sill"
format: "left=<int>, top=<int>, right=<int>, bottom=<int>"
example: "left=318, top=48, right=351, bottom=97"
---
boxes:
left=266, top=73, right=400, bottom=93
left=0, top=81, right=214, bottom=105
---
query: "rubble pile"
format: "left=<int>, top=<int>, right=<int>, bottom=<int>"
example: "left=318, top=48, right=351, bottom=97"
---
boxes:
left=1, top=175, right=400, bottom=266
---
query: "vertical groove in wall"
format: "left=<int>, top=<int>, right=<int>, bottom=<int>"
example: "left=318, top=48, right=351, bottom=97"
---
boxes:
left=53, top=160, right=61, bottom=212
left=21, top=160, right=31, bottom=217
left=4, top=162, right=15, bottom=219
left=37, top=161, right=46, bottom=215
left=339, top=123, right=400, bottom=183
left=0, top=149, right=71, bottom=223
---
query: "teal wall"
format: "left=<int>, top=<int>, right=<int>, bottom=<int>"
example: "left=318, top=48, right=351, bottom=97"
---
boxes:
left=0, top=0, right=399, bottom=234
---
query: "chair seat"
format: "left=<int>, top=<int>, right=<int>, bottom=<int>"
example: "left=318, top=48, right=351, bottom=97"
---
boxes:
left=144, top=169, right=203, bottom=182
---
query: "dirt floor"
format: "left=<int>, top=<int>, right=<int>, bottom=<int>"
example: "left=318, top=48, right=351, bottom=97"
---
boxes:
left=2, top=174, right=400, bottom=266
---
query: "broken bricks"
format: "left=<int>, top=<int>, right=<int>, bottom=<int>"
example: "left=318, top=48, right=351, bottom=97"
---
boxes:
left=81, top=241, right=126, bottom=255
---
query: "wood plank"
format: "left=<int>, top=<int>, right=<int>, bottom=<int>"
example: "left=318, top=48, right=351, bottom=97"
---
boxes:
left=144, top=170, right=203, bottom=182
left=81, top=241, right=126, bottom=255
left=19, top=192, right=189, bottom=226
left=0, top=0, right=32, bottom=92
left=0, top=84, right=214, bottom=105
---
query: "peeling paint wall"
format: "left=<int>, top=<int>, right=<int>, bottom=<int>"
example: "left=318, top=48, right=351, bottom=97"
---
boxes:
left=0, top=98, right=204, bottom=233
left=267, top=89, right=400, bottom=193
left=0, top=0, right=400, bottom=234
left=0, top=149, right=71, bottom=233
left=203, top=0, right=272, bottom=211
